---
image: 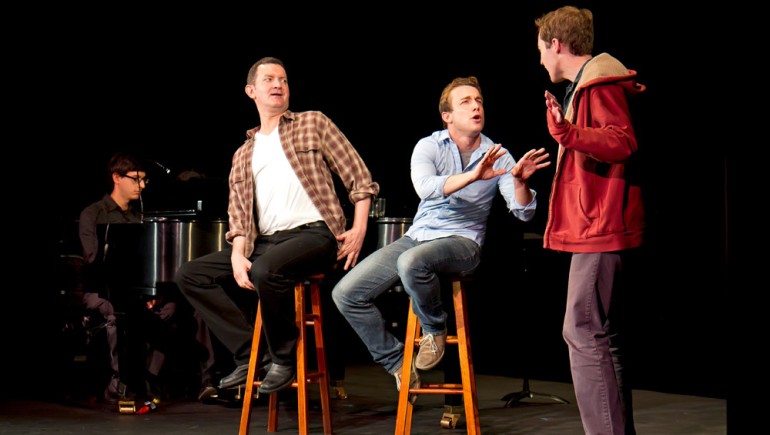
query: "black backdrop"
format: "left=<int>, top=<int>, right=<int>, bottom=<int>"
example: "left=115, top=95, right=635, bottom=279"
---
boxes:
left=13, top=1, right=731, bottom=407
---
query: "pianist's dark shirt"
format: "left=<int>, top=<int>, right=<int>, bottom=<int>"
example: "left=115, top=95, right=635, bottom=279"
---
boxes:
left=78, top=194, right=141, bottom=265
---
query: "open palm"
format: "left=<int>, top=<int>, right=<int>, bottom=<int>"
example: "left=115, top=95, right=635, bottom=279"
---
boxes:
left=511, top=148, right=551, bottom=181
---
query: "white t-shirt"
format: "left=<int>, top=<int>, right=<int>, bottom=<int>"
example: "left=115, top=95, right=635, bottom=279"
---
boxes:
left=251, top=128, right=323, bottom=235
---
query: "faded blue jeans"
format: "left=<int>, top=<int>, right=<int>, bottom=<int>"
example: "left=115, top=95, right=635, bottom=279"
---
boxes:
left=332, top=235, right=480, bottom=374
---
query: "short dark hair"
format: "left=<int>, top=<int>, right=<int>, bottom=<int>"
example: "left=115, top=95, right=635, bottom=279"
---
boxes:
left=108, top=152, right=143, bottom=177
left=246, top=57, right=285, bottom=85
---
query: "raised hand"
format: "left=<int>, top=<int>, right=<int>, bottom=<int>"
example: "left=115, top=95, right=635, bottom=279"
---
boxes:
left=473, top=144, right=509, bottom=181
left=544, top=90, right=564, bottom=124
left=511, top=148, right=551, bottom=181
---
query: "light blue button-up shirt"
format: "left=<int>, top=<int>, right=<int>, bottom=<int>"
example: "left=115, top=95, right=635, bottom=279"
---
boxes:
left=405, top=130, right=537, bottom=247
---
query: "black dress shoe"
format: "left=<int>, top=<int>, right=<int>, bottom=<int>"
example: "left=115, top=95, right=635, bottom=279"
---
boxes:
left=218, top=355, right=273, bottom=389
left=219, top=364, right=250, bottom=389
left=258, top=354, right=273, bottom=374
left=258, top=363, right=296, bottom=394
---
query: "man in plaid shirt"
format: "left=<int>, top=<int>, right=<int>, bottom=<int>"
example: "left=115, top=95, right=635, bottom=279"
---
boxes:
left=176, top=57, right=378, bottom=394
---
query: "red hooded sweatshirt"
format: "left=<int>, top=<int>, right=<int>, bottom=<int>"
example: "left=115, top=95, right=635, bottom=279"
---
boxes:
left=544, top=53, right=646, bottom=253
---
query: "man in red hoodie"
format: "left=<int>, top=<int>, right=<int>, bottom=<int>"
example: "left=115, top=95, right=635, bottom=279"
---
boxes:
left=536, top=6, right=645, bottom=435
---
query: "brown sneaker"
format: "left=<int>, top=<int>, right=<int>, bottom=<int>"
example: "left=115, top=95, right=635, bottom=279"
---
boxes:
left=415, top=332, right=446, bottom=370
left=393, top=357, right=420, bottom=404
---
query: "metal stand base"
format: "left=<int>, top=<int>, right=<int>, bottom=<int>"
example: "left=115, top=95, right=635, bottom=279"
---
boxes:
left=501, top=378, right=570, bottom=407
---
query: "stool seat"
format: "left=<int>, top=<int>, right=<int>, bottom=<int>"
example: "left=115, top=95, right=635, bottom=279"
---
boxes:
left=395, top=275, right=480, bottom=434
left=239, top=274, right=332, bottom=434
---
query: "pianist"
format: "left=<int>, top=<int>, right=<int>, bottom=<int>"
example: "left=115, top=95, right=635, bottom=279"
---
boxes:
left=78, top=152, right=203, bottom=403
left=79, top=152, right=151, bottom=403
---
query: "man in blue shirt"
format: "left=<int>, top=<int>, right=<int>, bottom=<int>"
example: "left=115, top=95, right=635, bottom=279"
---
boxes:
left=332, top=76, right=550, bottom=398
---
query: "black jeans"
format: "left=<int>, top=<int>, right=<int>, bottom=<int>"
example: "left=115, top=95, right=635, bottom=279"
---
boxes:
left=175, top=223, right=337, bottom=367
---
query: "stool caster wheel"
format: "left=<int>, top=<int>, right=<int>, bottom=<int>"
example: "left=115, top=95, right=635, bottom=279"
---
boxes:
left=441, top=413, right=460, bottom=429
left=441, top=405, right=462, bottom=429
left=331, top=381, right=348, bottom=400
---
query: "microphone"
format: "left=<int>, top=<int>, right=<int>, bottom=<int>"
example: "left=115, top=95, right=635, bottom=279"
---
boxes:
left=150, top=160, right=172, bottom=175
left=153, top=160, right=171, bottom=174
left=102, top=223, right=110, bottom=262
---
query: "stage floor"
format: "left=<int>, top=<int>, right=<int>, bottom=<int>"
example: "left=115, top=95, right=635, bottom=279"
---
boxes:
left=0, top=363, right=726, bottom=434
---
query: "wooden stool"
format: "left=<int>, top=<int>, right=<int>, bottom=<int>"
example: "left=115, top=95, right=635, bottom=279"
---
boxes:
left=395, top=276, right=480, bottom=435
left=239, top=274, right=333, bottom=435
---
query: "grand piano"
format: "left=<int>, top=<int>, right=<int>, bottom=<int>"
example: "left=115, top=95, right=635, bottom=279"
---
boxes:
left=99, top=215, right=228, bottom=297
left=95, top=172, right=231, bottom=298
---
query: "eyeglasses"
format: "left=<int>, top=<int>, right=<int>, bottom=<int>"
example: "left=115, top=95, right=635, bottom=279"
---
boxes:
left=122, top=174, right=149, bottom=185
